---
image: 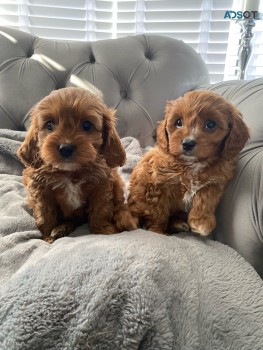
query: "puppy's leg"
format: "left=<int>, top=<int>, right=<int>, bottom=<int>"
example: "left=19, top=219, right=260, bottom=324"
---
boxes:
left=144, top=200, right=170, bottom=234
left=28, top=191, right=59, bottom=242
left=188, top=184, right=223, bottom=236
left=88, top=182, right=118, bottom=234
left=129, top=183, right=170, bottom=234
left=28, top=187, right=77, bottom=242
left=112, top=173, right=138, bottom=231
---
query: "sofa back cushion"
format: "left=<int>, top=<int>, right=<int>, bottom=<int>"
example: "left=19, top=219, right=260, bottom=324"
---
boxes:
left=0, top=26, right=209, bottom=147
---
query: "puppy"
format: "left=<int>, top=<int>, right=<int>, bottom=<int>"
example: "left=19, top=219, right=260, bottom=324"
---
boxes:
left=128, top=91, right=250, bottom=236
left=18, top=87, right=136, bottom=242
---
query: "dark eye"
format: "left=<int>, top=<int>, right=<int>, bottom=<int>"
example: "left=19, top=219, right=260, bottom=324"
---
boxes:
left=175, top=118, right=183, bottom=128
left=45, top=120, right=55, bottom=131
left=205, top=120, right=217, bottom=130
left=82, top=120, right=93, bottom=131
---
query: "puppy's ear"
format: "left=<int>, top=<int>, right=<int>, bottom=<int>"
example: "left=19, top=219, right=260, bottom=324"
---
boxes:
left=17, top=109, right=41, bottom=167
left=222, top=106, right=250, bottom=160
left=157, top=120, right=168, bottom=151
left=157, top=100, right=176, bottom=151
left=101, top=108, right=126, bottom=168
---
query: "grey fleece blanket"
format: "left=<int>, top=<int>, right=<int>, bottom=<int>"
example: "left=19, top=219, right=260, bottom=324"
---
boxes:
left=0, top=129, right=263, bottom=350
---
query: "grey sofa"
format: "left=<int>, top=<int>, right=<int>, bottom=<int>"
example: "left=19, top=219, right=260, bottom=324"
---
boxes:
left=0, top=26, right=263, bottom=349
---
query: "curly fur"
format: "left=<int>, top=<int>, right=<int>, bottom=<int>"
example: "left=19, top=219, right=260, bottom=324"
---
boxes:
left=128, top=91, right=250, bottom=236
left=18, top=87, right=136, bottom=242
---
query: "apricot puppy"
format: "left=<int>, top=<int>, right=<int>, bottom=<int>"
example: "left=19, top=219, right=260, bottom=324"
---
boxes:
left=128, top=91, right=249, bottom=236
left=18, top=87, right=136, bottom=242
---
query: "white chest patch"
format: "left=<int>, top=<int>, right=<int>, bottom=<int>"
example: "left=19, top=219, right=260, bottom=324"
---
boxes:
left=183, top=181, right=203, bottom=212
left=65, top=180, right=83, bottom=210
left=52, top=178, right=84, bottom=211
left=180, top=161, right=210, bottom=211
left=182, top=181, right=209, bottom=212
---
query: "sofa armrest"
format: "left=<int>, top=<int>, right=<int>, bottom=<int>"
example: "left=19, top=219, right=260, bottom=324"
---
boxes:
left=206, top=78, right=263, bottom=277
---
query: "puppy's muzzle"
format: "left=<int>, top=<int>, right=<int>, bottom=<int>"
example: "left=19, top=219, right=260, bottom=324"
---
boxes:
left=182, top=139, right=196, bottom=152
left=59, top=144, right=75, bottom=159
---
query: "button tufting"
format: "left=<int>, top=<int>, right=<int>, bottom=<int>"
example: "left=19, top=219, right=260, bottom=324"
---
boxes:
left=89, top=52, right=95, bottom=63
left=145, top=50, right=153, bottom=60
left=121, top=91, right=128, bottom=99
left=27, top=47, right=34, bottom=58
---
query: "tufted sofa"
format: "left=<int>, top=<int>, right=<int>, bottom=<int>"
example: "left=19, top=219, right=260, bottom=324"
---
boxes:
left=1, top=26, right=262, bottom=278
left=1, top=26, right=263, bottom=349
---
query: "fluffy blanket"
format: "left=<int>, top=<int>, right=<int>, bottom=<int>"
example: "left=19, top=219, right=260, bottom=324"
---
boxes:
left=0, top=129, right=263, bottom=350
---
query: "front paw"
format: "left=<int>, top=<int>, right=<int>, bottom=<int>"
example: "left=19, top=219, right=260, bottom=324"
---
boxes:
left=91, top=224, right=118, bottom=235
left=167, top=219, right=190, bottom=234
left=146, top=223, right=168, bottom=235
left=50, top=222, right=76, bottom=240
left=188, top=214, right=216, bottom=236
left=114, top=210, right=139, bottom=231
left=42, top=236, right=55, bottom=244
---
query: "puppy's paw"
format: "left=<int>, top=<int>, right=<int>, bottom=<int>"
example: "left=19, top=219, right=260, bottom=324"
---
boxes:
left=188, top=215, right=216, bottom=236
left=146, top=225, right=168, bottom=235
left=92, top=224, right=118, bottom=235
left=114, top=210, right=139, bottom=231
left=51, top=222, right=76, bottom=240
left=167, top=219, right=190, bottom=234
left=42, top=236, right=55, bottom=244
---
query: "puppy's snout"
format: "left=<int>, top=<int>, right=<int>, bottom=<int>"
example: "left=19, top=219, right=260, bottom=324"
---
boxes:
left=182, top=139, right=196, bottom=152
left=59, top=144, right=75, bottom=159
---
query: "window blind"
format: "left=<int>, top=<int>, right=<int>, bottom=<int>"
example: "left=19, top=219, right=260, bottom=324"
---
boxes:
left=0, top=0, right=20, bottom=28
left=116, top=0, right=234, bottom=83
left=1, top=0, right=262, bottom=83
left=0, top=0, right=115, bottom=40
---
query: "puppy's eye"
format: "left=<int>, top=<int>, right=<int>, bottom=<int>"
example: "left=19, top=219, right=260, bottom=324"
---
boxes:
left=205, top=120, right=217, bottom=130
left=175, top=118, right=183, bottom=128
left=82, top=121, right=93, bottom=132
left=45, top=121, right=55, bottom=131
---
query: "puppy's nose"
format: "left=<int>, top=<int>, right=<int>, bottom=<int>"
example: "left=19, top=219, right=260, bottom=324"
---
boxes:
left=182, top=139, right=196, bottom=151
left=59, top=144, right=75, bottom=159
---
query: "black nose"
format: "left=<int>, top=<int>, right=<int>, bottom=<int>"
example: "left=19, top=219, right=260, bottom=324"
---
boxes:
left=182, top=139, right=196, bottom=151
left=59, top=144, right=75, bottom=159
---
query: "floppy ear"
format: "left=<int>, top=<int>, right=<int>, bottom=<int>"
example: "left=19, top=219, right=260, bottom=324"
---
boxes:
left=157, top=119, right=169, bottom=151
left=101, top=107, right=126, bottom=168
left=17, top=109, right=41, bottom=168
left=157, top=100, right=176, bottom=152
left=222, top=106, right=250, bottom=160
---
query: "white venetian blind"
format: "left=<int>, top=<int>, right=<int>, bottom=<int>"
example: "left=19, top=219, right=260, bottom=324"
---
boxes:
left=0, top=0, right=20, bottom=27
left=2, top=0, right=262, bottom=83
left=116, top=0, right=233, bottom=82
left=0, top=0, right=115, bottom=41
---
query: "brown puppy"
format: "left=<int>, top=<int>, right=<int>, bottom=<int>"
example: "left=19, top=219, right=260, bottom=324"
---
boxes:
left=128, top=91, right=250, bottom=236
left=18, top=87, right=136, bottom=242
